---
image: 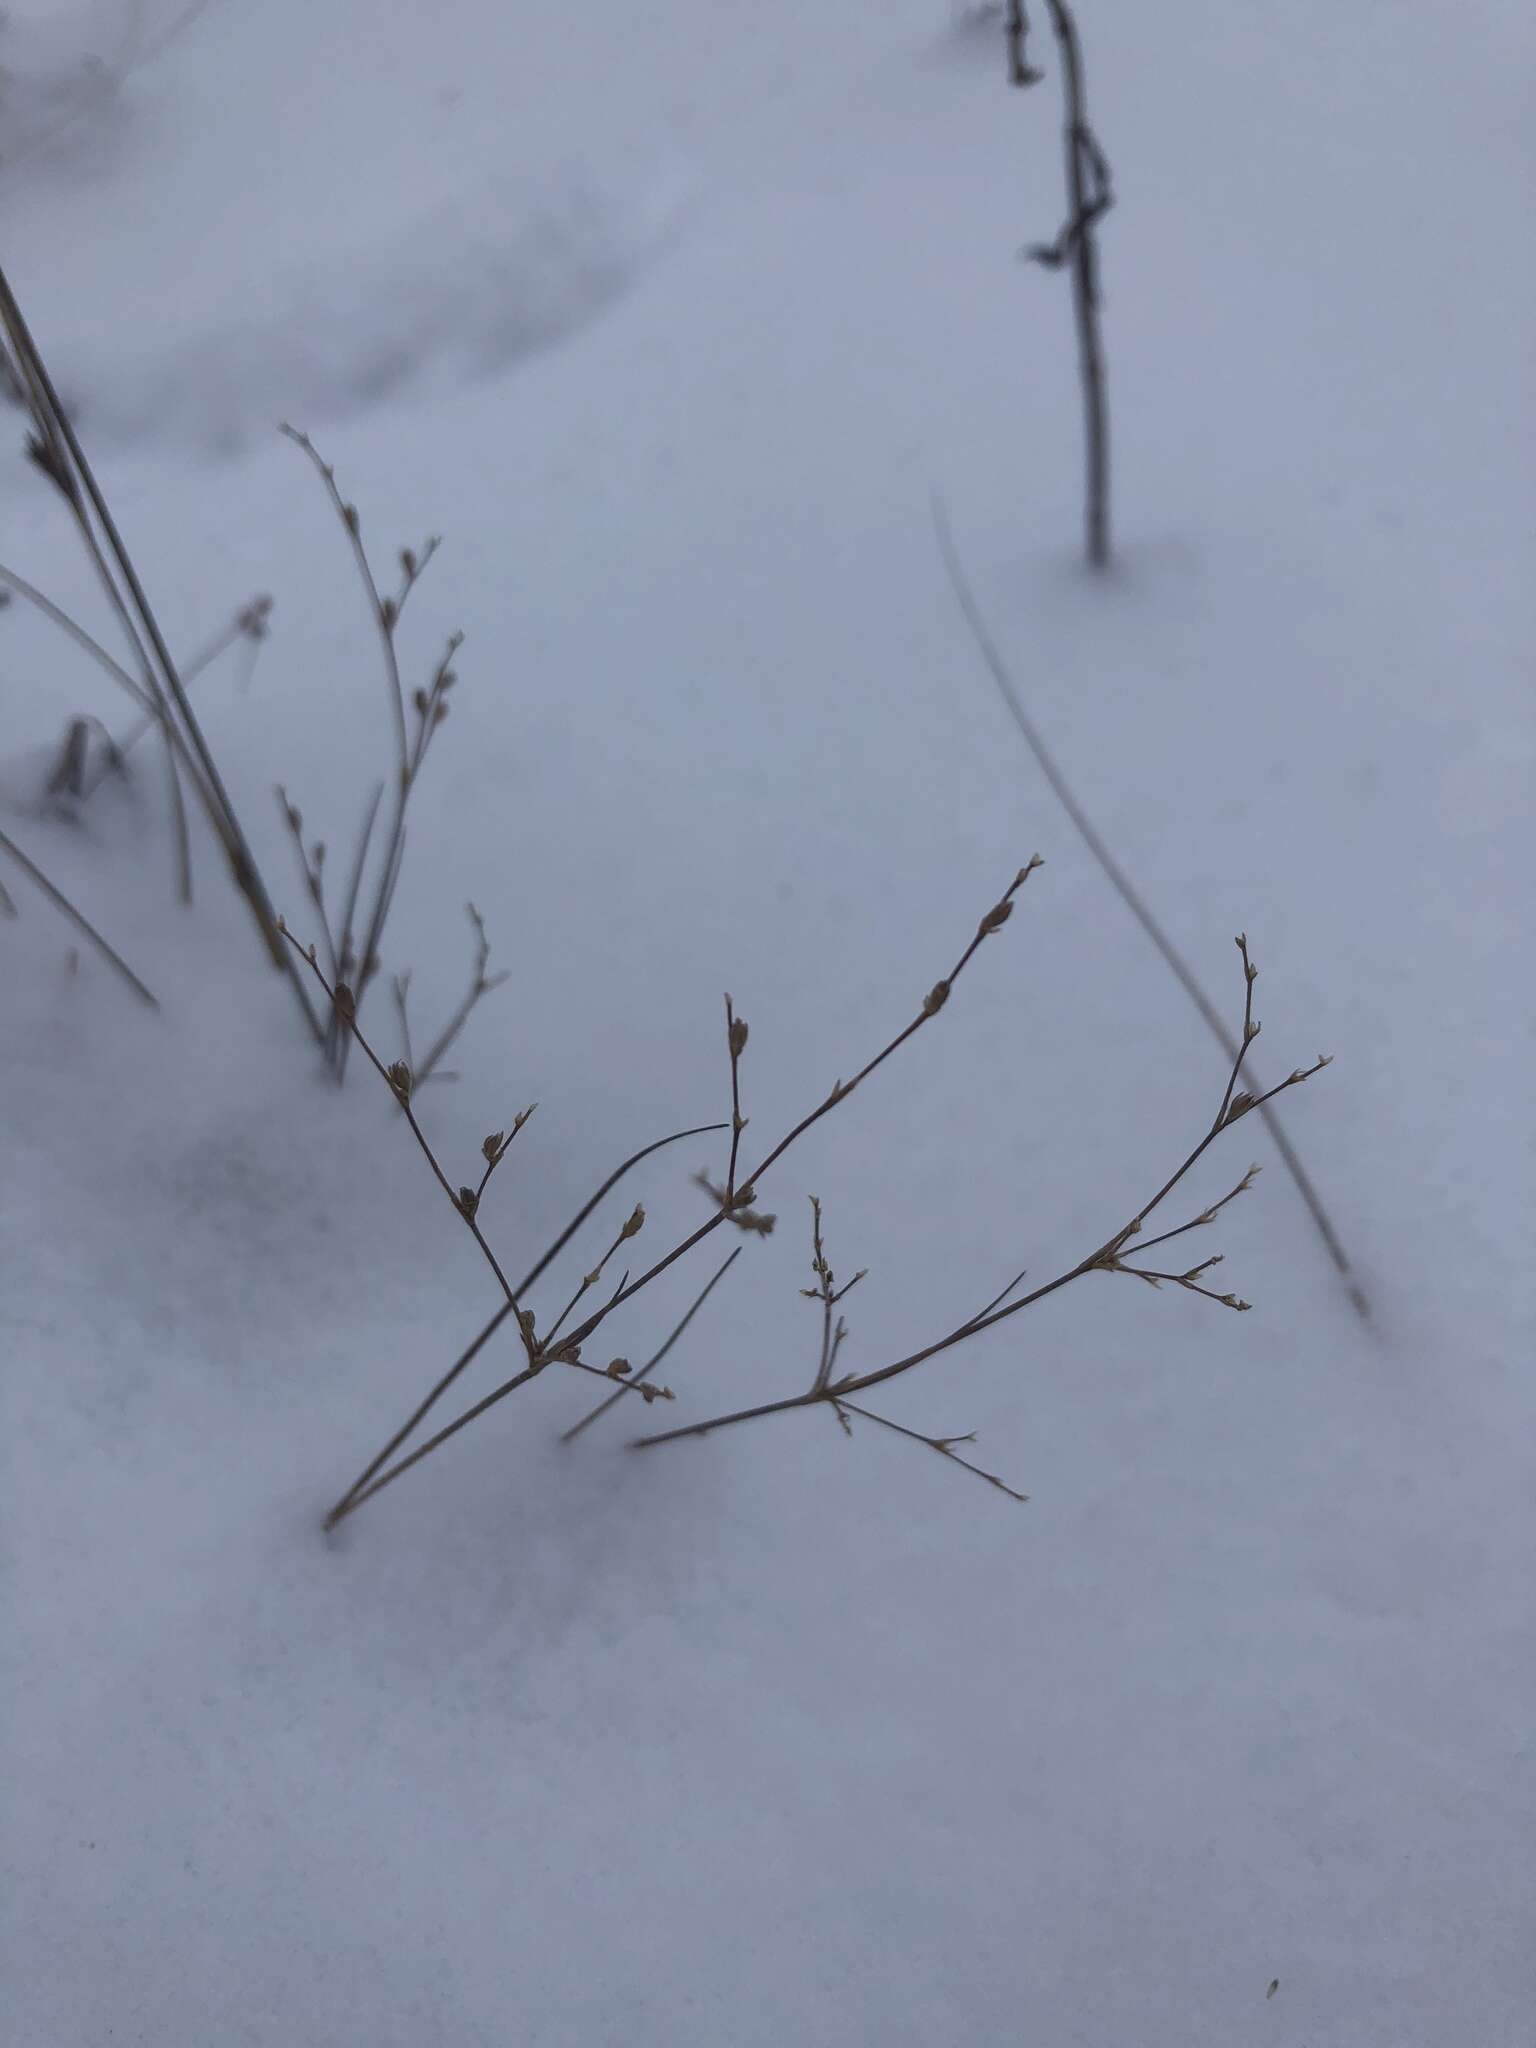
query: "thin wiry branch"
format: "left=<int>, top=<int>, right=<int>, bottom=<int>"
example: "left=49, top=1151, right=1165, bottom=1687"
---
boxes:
left=0, top=828, right=158, bottom=1006
left=279, top=426, right=465, bottom=1080
left=806, top=1195, right=865, bottom=1395
left=414, top=902, right=509, bottom=1084
left=932, top=496, right=1369, bottom=1321
left=280, top=926, right=534, bottom=1344
left=0, top=561, right=157, bottom=714
left=276, top=789, right=340, bottom=982
left=723, top=994, right=748, bottom=1202
left=335, top=780, right=385, bottom=984
left=834, top=1399, right=1030, bottom=1503
left=280, top=424, right=409, bottom=769
left=561, top=1247, right=743, bottom=1444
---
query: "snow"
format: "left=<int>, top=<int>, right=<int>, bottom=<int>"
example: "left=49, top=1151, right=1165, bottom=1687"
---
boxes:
left=3, top=1, right=1533, bottom=2043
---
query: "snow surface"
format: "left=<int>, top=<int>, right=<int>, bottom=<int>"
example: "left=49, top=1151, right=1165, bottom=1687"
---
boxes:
left=3, top=2, right=1533, bottom=2042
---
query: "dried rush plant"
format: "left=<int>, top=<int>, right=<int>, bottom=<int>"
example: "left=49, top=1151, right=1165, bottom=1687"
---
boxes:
left=280, top=860, right=1328, bottom=1531
left=0, top=256, right=494, bottom=1076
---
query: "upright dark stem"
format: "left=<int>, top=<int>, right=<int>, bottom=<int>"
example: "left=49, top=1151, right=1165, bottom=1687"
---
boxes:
left=1049, top=1, right=1109, bottom=565
left=1023, top=1, right=1112, bottom=568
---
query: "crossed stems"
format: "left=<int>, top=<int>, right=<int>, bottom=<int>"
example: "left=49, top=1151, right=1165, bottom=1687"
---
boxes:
left=290, top=859, right=1045, bottom=1528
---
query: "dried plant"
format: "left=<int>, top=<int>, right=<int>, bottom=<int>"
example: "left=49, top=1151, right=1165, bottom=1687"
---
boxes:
left=1007, top=0, right=1113, bottom=567
left=0, top=279, right=464, bottom=1077
left=288, top=861, right=1326, bottom=1531
left=277, top=424, right=485, bottom=1079
left=932, top=495, right=1368, bottom=1319
left=0, top=261, right=321, bottom=1038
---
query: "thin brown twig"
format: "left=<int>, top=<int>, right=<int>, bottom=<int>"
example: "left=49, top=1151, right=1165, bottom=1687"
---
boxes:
left=280, top=424, right=408, bottom=768
left=276, top=789, right=340, bottom=982
left=834, top=1398, right=1030, bottom=1502
left=337, top=782, right=386, bottom=983
left=561, top=1248, right=743, bottom=1445
left=279, top=426, right=463, bottom=1080
left=280, top=927, right=535, bottom=1358
left=415, top=902, right=509, bottom=1084
left=0, top=828, right=158, bottom=1005
left=723, top=995, right=748, bottom=1201
left=472, top=1105, right=537, bottom=1209
left=540, top=1204, right=646, bottom=1355
left=0, top=561, right=157, bottom=713
left=806, top=1195, right=865, bottom=1395
left=808, top=1201, right=1021, bottom=1501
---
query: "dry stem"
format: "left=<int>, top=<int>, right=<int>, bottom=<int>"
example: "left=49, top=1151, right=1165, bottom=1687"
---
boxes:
left=933, top=495, right=1368, bottom=1320
left=1011, top=0, right=1112, bottom=565
left=0, top=828, right=158, bottom=1006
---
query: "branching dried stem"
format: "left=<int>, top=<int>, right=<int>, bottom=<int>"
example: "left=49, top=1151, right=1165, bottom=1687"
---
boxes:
left=279, top=427, right=473, bottom=1081
left=414, top=902, right=510, bottom=1084
left=318, top=862, right=1044, bottom=1527
left=834, top=1399, right=1031, bottom=1503
left=806, top=1195, right=865, bottom=1394
left=723, top=994, right=748, bottom=1201
left=631, top=936, right=1328, bottom=1458
left=933, top=496, right=1369, bottom=1321
left=280, top=926, right=536, bottom=1346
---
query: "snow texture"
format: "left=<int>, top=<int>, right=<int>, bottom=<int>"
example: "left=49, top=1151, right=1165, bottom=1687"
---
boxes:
left=3, top=2, right=1533, bottom=2043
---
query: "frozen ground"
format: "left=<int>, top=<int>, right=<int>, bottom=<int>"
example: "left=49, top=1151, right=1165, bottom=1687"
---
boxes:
left=3, top=2, right=1533, bottom=2043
